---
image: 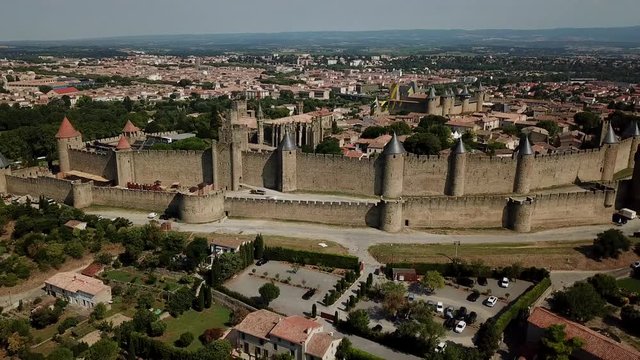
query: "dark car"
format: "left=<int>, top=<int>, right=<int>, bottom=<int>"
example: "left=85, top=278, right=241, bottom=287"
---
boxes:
left=457, top=277, right=475, bottom=287
left=372, top=324, right=383, bottom=332
left=633, top=232, right=640, bottom=238
left=466, top=311, right=478, bottom=324
left=443, top=318, right=456, bottom=330
left=477, top=277, right=488, bottom=286
left=302, top=288, right=316, bottom=300
left=255, top=258, right=268, bottom=266
left=456, top=307, right=468, bottom=320
left=467, top=290, right=480, bottom=302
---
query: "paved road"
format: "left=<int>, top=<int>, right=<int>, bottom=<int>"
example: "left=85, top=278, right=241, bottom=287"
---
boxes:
left=88, top=208, right=640, bottom=267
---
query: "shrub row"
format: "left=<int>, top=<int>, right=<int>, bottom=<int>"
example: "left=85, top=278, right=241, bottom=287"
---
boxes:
left=494, top=276, right=551, bottom=333
left=323, top=270, right=359, bottom=306
left=126, top=331, right=231, bottom=360
left=385, top=262, right=549, bottom=283
left=264, top=247, right=359, bottom=270
left=347, top=347, right=385, bottom=360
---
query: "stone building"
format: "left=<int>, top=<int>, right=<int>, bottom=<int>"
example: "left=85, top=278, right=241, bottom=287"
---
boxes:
left=45, top=272, right=111, bottom=308
left=389, top=84, right=486, bottom=116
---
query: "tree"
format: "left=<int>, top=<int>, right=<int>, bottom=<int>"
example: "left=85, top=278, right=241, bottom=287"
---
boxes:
left=194, top=287, right=205, bottom=312
left=167, top=287, right=195, bottom=317
left=38, top=86, right=53, bottom=94
left=540, top=324, right=584, bottom=360
left=175, top=331, right=194, bottom=348
left=376, top=281, right=407, bottom=317
left=587, top=274, right=620, bottom=300
left=259, top=282, right=280, bottom=305
left=274, top=353, right=295, bottom=360
left=474, top=318, right=501, bottom=358
left=420, top=271, right=445, bottom=293
left=574, top=112, right=601, bottom=134
left=386, top=121, right=412, bottom=136
left=315, top=138, right=342, bottom=155
left=346, top=309, right=370, bottom=334
left=404, top=132, right=442, bottom=155
left=47, top=347, right=73, bottom=360
left=336, top=338, right=352, bottom=360
left=178, top=79, right=193, bottom=87
left=312, top=303, right=317, bottom=317
left=418, top=115, right=448, bottom=129
left=85, top=338, right=119, bottom=360
left=203, top=285, right=212, bottom=309
left=200, top=328, right=225, bottom=345
left=536, top=120, right=560, bottom=138
left=90, top=303, right=107, bottom=321
left=136, top=292, right=154, bottom=309
left=149, top=321, right=167, bottom=337
left=592, top=229, right=630, bottom=259
left=361, top=126, right=387, bottom=139
left=550, top=282, right=606, bottom=322
left=184, top=237, right=209, bottom=272
left=254, top=234, right=265, bottom=259
left=620, top=305, right=640, bottom=334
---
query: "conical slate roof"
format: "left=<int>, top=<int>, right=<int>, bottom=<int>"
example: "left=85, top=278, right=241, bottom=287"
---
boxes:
left=624, top=121, right=640, bottom=138
left=278, top=130, right=296, bottom=151
left=383, top=133, right=405, bottom=155
left=427, top=87, right=437, bottom=99
left=55, top=117, right=81, bottom=139
left=0, top=152, right=10, bottom=168
left=603, top=123, right=618, bottom=144
left=519, top=135, right=534, bottom=156
left=477, top=81, right=484, bottom=91
left=116, top=136, right=131, bottom=150
left=460, top=85, right=470, bottom=98
left=453, top=138, right=466, bottom=154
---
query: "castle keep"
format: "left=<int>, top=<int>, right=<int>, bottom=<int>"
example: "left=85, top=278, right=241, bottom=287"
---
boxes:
left=2, top=107, right=639, bottom=233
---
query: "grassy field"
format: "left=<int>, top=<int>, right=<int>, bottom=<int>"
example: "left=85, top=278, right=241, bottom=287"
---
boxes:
left=617, top=277, right=640, bottom=292
left=369, top=241, right=640, bottom=270
left=159, top=305, right=232, bottom=350
left=197, top=233, right=349, bottom=255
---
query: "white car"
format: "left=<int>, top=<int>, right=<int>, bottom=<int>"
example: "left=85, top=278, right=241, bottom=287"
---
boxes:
left=454, top=320, right=467, bottom=333
left=499, top=277, right=510, bottom=288
left=485, top=296, right=498, bottom=307
left=147, top=212, right=158, bottom=219
left=436, top=302, right=444, bottom=313
left=435, top=341, right=447, bottom=353
left=632, top=261, right=640, bottom=269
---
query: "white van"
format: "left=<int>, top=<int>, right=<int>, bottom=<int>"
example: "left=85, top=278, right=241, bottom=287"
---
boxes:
left=619, top=208, right=637, bottom=220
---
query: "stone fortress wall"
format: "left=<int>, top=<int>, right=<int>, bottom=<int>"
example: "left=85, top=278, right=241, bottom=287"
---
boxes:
left=2, top=113, right=638, bottom=233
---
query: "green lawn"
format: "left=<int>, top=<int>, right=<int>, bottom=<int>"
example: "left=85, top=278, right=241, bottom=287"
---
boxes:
left=103, top=269, right=139, bottom=283
left=160, top=304, right=232, bottom=350
left=617, top=277, right=640, bottom=292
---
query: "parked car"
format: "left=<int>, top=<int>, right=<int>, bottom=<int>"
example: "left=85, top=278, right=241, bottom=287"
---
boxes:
left=255, top=258, right=268, bottom=266
left=372, top=324, right=383, bottom=332
left=302, top=288, right=316, bottom=300
left=435, top=341, right=447, bottom=353
left=436, top=302, right=444, bottom=314
left=426, top=300, right=436, bottom=309
left=456, top=306, right=468, bottom=320
left=147, top=212, right=158, bottom=219
left=454, top=320, right=467, bottom=333
left=407, top=293, right=416, bottom=302
left=457, top=277, right=475, bottom=287
left=443, top=318, right=456, bottom=330
left=485, top=296, right=498, bottom=307
left=250, top=189, right=266, bottom=195
left=444, top=306, right=455, bottom=319
left=633, top=232, right=640, bottom=238
left=477, top=276, right=488, bottom=286
left=466, top=311, right=478, bottom=324
left=499, top=277, right=510, bottom=288
left=467, top=290, right=480, bottom=302
left=631, top=261, right=640, bottom=269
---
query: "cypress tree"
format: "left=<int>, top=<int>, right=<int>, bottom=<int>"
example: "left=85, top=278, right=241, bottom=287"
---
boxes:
left=203, top=285, right=212, bottom=309
left=312, top=303, right=317, bottom=317
left=254, top=234, right=265, bottom=259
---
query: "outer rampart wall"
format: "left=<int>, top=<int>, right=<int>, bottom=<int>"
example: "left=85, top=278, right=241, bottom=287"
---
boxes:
left=92, top=187, right=180, bottom=214
left=6, top=176, right=74, bottom=204
left=404, top=195, right=507, bottom=228
left=295, top=153, right=380, bottom=196
left=530, top=191, right=610, bottom=228
left=68, top=149, right=116, bottom=181
left=224, top=197, right=378, bottom=227
left=130, top=150, right=212, bottom=186
left=242, top=151, right=277, bottom=189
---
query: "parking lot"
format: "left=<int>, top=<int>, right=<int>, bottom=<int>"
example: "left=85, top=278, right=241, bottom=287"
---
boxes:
left=362, top=277, right=532, bottom=346
left=224, top=260, right=341, bottom=316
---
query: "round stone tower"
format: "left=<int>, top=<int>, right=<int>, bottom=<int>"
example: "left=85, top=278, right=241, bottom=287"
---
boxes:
left=55, top=117, right=83, bottom=174
left=426, top=87, right=438, bottom=115
left=449, top=138, right=467, bottom=196
left=476, top=82, right=486, bottom=112
left=601, top=122, right=619, bottom=183
left=624, top=121, right=640, bottom=169
left=460, top=86, right=471, bottom=113
left=380, top=133, right=405, bottom=232
left=278, top=130, right=297, bottom=192
left=257, top=102, right=265, bottom=145
left=513, top=135, right=534, bottom=194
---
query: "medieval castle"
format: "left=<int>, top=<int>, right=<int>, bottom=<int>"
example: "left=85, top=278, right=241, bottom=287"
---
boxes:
left=1, top=100, right=639, bottom=233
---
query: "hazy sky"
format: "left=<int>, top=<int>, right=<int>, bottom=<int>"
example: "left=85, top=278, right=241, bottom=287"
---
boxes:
left=1, top=0, right=639, bottom=41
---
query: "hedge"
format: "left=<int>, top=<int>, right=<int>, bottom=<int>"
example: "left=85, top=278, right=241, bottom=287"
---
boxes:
left=385, top=262, right=549, bottom=283
left=348, top=347, right=385, bottom=360
left=264, top=247, right=359, bottom=270
left=494, top=276, right=552, bottom=333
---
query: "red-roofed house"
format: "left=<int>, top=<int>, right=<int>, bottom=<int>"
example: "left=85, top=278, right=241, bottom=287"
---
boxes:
left=45, top=272, right=111, bottom=308
left=526, top=307, right=640, bottom=360
left=231, top=309, right=341, bottom=360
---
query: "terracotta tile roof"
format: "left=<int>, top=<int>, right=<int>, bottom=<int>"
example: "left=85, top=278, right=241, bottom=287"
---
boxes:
left=269, top=315, right=322, bottom=344
left=305, top=331, right=339, bottom=358
left=81, top=262, right=104, bottom=277
left=528, top=307, right=640, bottom=360
left=53, top=87, right=78, bottom=95
left=122, top=120, right=141, bottom=133
left=55, top=117, right=81, bottom=139
left=116, top=136, right=131, bottom=150
left=234, top=309, right=280, bottom=340
left=208, top=236, right=248, bottom=250
left=46, top=272, right=110, bottom=296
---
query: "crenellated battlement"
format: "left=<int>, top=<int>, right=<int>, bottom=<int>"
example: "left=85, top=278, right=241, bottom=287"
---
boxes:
left=224, top=196, right=375, bottom=207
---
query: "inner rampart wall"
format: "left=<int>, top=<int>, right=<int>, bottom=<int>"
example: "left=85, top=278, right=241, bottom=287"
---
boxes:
left=130, top=150, right=212, bottom=186
left=403, top=155, right=448, bottom=195
left=242, top=151, right=277, bottom=189
left=615, top=138, right=633, bottom=174
left=68, top=149, right=116, bottom=181
left=464, top=156, right=517, bottom=194
left=224, top=197, right=379, bottom=227
left=294, top=153, right=380, bottom=196
left=530, top=150, right=604, bottom=188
